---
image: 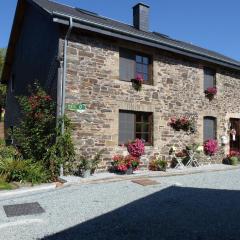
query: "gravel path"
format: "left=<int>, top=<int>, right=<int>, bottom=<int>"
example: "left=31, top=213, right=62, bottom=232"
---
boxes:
left=1, top=168, right=240, bottom=240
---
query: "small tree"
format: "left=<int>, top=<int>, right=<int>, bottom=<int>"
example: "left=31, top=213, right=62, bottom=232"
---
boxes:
left=13, top=83, right=75, bottom=180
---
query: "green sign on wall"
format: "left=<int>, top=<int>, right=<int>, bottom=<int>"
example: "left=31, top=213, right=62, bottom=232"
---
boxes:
left=66, top=103, right=86, bottom=113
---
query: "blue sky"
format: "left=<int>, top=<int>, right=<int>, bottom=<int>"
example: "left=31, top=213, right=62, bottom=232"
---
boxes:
left=1, top=0, right=240, bottom=60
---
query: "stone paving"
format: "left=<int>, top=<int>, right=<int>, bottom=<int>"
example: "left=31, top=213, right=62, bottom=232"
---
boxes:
left=0, top=166, right=240, bottom=240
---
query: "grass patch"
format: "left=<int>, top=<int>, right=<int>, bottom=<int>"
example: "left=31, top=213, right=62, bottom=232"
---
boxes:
left=0, top=179, right=14, bottom=190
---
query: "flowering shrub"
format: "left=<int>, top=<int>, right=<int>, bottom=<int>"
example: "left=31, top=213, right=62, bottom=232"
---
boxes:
left=131, top=74, right=144, bottom=91
left=205, top=87, right=217, bottom=100
left=111, top=154, right=140, bottom=173
left=127, top=139, right=145, bottom=157
left=168, top=116, right=195, bottom=133
left=204, top=139, right=218, bottom=156
left=13, top=83, right=75, bottom=180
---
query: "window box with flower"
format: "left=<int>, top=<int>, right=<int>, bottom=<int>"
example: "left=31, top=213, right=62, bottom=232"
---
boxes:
left=168, top=116, right=196, bottom=133
left=205, top=87, right=217, bottom=100
left=131, top=74, right=144, bottom=91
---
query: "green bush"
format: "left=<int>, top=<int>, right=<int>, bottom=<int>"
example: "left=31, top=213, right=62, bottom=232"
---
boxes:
left=229, top=157, right=238, bottom=166
left=0, top=158, right=49, bottom=184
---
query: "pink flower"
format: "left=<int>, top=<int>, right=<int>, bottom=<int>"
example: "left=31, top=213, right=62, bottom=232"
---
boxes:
left=135, top=74, right=144, bottom=83
left=204, top=139, right=218, bottom=156
left=205, top=87, right=217, bottom=95
left=127, top=139, right=145, bottom=157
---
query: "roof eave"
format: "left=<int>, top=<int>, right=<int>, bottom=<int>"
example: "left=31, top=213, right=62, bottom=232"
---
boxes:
left=52, top=12, right=240, bottom=71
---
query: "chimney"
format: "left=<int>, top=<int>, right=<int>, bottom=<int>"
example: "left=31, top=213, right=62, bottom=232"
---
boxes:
left=133, top=3, right=150, bottom=32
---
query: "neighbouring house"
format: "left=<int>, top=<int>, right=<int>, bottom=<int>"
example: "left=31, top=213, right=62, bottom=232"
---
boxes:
left=2, top=0, right=240, bottom=170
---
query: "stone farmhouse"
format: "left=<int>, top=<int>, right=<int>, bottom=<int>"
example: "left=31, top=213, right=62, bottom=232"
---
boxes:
left=2, top=0, right=240, bottom=170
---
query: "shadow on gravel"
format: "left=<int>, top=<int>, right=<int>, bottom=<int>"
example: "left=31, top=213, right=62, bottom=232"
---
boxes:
left=42, top=186, right=240, bottom=240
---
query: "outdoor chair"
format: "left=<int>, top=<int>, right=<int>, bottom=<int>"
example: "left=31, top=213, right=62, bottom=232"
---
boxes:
left=186, top=150, right=200, bottom=167
left=173, top=153, right=185, bottom=169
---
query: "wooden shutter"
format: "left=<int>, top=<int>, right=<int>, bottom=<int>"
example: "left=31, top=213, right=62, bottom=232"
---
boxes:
left=119, top=111, right=135, bottom=144
left=204, top=68, right=215, bottom=90
left=204, top=117, right=216, bottom=141
left=119, top=48, right=135, bottom=81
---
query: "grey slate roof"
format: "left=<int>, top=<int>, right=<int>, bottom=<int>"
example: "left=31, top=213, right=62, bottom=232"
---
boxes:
left=32, top=0, right=240, bottom=68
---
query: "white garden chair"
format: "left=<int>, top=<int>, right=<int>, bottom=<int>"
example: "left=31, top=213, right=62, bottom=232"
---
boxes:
left=173, top=153, right=185, bottom=169
left=186, top=150, right=200, bottom=167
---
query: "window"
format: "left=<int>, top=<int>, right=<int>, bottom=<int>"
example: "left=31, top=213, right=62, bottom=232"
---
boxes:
left=119, top=48, right=152, bottom=84
left=204, top=67, right=216, bottom=91
left=119, top=110, right=153, bottom=145
left=203, top=116, right=216, bottom=141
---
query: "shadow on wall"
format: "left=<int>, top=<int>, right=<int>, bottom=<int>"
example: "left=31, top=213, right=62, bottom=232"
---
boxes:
left=42, top=186, right=240, bottom=240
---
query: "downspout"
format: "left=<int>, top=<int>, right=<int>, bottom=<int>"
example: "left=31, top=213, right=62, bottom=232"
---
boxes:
left=61, top=16, right=73, bottom=134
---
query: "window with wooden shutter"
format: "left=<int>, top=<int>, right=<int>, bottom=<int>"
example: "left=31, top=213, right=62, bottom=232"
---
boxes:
left=203, top=116, right=217, bottom=141
left=119, top=110, right=153, bottom=145
left=119, top=111, right=135, bottom=144
left=119, top=48, right=152, bottom=84
left=119, top=49, right=135, bottom=81
left=204, top=67, right=216, bottom=91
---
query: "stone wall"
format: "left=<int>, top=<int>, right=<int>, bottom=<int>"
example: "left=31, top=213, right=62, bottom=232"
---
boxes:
left=61, top=30, right=240, bottom=171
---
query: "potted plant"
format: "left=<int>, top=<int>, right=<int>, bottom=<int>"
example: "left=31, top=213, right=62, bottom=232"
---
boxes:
left=127, top=139, right=145, bottom=158
left=90, top=149, right=105, bottom=175
left=149, top=157, right=167, bottom=171
left=205, top=87, right=217, bottom=100
left=111, top=154, right=140, bottom=174
left=78, top=156, right=92, bottom=178
left=168, top=116, right=196, bottom=133
left=131, top=74, right=144, bottom=91
left=203, top=139, right=218, bottom=156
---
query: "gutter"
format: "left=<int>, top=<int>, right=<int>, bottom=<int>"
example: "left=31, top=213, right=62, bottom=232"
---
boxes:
left=61, top=16, right=73, bottom=134
left=52, top=11, right=240, bottom=71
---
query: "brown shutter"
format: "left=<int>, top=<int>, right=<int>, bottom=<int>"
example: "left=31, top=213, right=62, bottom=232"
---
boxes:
left=119, top=111, right=135, bottom=144
left=204, top=117, right=216, bottom=141
left=119, top=48, right=135, bottom=81
left=204, top=68, right=216, bottom=90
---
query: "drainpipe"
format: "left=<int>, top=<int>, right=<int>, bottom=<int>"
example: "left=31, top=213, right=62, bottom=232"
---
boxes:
left=61, top=17, right=73, bottom=134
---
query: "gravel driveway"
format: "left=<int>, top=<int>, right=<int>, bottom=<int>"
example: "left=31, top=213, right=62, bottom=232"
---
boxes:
left=1, top=168, right=240, bottom=240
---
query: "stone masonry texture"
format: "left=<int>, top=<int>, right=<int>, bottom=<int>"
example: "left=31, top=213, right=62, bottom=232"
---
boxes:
left=61, top=30, right=240, bottom=171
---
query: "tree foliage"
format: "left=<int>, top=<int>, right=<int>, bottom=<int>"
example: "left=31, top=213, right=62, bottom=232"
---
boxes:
left=0, top=49, right=7, bottom=112
left=0, top=48, right=5, bottom=77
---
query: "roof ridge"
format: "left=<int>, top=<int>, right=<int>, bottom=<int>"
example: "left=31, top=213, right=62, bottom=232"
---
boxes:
left=32, top=0, right=240, bottom=67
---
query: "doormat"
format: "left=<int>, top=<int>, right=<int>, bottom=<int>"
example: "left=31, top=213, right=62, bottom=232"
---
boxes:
left=131, top=178, right=159, bottom=186
left=3, top=202, right=45, bottom=217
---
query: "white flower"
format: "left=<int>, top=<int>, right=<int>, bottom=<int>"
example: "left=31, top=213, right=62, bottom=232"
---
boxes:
left=196, top=146, right=204, bottom=152
left=171, top=146, right=176, bottom=151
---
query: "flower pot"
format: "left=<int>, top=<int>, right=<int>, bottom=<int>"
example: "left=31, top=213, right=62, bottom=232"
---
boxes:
left=126, top=166, right=133, bottom=175
left=206, top=93, right=215, bottom=101
left=131, top=79, right=142, bottom=91
left=80, top=169, right=91, bottom=178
